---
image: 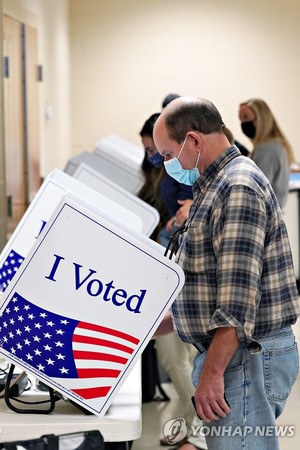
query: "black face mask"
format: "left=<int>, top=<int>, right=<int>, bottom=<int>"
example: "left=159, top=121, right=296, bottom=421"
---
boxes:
left=241, top=120, right=256, bottom=139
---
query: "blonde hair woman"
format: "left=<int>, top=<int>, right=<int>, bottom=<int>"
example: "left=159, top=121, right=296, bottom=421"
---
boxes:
left=239, top=98, right=295, bottom=209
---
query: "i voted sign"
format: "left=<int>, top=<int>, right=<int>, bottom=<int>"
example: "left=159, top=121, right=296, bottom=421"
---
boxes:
left=0, top=169, right=150, bottom=295
left=0, top=194, right=185, bottom=416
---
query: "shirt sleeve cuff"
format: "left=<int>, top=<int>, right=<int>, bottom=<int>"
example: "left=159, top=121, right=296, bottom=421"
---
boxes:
left=207, top=307, right=253, bottom=345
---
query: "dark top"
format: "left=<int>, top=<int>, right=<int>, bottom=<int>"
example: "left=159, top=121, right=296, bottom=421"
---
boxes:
left=234, top=140, right=249, bottom=157
left=160, top=173, right=193, bottom=217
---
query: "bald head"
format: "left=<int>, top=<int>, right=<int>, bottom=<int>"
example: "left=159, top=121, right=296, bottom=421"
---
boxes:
left=153, top=97, right=231, bottom=174
left=154, top=97, right=225, bottom=144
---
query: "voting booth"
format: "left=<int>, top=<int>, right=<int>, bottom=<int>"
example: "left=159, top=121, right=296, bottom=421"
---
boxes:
left=64, top=135, right=145, bottom=195
left=0, top=192, right=185, bottom=416
left=99, top=134, right=144, bottom=162
left=0, top=168, right=183, bottom=416
left=63, top=151, right=105, bottom=177
left=94, top=134, right=144, bottom=194
left=73, top=163, right=159, bottom=237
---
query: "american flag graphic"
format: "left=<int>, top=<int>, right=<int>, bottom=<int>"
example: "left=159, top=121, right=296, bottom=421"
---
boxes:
left=0, top=292, right=140, bottom=400
left=0, top=250, right=25, bottom=293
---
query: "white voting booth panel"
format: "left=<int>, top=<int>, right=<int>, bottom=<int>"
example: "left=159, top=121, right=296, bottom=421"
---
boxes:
left=0, top=194, right=185, bottom=416
left=285, top=175, right=300, bottom=280
left=285, top=189, right=299, bottom=280
left=63, top=151, right=105, bottom=177
left=73, top=162, right=159, bottom=237
left=0, top=169, right=144, bottom=294
left=94, top=134, right=144, bottom=194
left=101, top=134, right=144, bottom=163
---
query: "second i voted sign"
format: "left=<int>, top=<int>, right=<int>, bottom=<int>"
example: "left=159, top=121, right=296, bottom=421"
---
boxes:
left=0, top=194, right=185, bottom=416
left=0, top=169, right=158, bottom=294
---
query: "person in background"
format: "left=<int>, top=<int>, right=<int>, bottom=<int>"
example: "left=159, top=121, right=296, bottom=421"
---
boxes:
left=162, top=93, right=181, bottom=109
left=139, top=113, right=206, bottom=448
left=239, top=98, right=295, bottom=209
left=224, top=122, right=249, bottom=157
left=234, top=140, right=249, bottom=156
left=138, top=113, right=169, bottom=242
left=153, top=96, right=299, bottom=450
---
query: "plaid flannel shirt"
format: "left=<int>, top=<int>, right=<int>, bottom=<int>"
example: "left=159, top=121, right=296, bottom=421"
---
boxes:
left=172, top=146, right=300, bottom=345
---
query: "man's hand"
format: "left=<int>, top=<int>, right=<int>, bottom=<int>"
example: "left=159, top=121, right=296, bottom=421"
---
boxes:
left=175, top=199, right=193, bottom=226
left=166, top=216, right=176, bottom=232
left=193, top=327, right=238, bottom=422
left=193, top=371, right=230, bottom=422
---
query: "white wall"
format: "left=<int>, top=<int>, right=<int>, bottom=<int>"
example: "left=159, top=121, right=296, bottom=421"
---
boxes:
left=70, top=0, right=300, bottom=161
left=2, top=0, right=300, bottom=176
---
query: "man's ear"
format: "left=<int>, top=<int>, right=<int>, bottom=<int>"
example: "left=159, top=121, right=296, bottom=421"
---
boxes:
left=187, top=131, right=204, bottom=151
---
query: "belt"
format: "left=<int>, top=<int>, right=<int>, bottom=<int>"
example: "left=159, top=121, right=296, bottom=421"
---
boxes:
left=193, top=340, right=212, bottom=353
left=192, top=326, right=293, bottom=355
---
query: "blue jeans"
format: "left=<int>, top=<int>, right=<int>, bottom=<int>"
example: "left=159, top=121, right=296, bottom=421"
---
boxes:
left=158, top=224, right=181, bottom=248
left=158, top=226, right=172, bottom=248
left=191, top=326, right=299, bottom=449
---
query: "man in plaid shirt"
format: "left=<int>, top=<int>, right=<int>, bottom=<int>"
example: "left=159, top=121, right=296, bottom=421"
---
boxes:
left=153, top=97, right=300, bottom=450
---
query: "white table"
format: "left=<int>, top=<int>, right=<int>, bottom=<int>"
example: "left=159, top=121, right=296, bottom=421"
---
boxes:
left=0, top=360, right=142, bottom=446
left=285, top=188, right=300, bottom=283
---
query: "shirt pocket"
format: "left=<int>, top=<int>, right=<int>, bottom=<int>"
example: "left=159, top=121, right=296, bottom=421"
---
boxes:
left=178, top=222, right=216, bottom=273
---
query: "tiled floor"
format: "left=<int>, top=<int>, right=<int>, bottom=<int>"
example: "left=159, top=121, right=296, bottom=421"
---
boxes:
left=132, top=324, right=300, bottom=450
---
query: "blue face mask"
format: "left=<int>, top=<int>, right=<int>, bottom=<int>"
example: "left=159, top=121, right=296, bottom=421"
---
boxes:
left=164, top=136, right=200, bottom=186
left=147, top=152, right=164, bottom=169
